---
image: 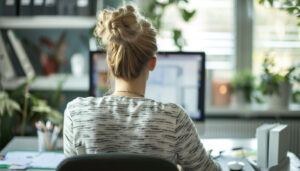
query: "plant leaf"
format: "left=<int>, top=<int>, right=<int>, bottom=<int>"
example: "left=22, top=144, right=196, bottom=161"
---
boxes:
left=180, top=9, right=196, bottom=22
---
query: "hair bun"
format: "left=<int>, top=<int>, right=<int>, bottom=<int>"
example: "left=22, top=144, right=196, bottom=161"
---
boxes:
left=96, top=5, right=142, bottom=44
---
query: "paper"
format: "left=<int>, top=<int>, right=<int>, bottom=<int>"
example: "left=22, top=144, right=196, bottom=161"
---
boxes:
left=0, top=151, right=65, bottom=169
left=30, top=152, right=65, bottom=169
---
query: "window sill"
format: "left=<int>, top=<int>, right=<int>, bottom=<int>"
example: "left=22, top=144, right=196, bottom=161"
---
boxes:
left=206, top=104, right=300, bottom=118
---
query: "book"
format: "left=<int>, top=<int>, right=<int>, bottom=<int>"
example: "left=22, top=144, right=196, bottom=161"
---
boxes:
left=67, top=0, right=76, bottom=15
left=44, top=0, right=57, bottom=15
left=32, top=0, right=44, bottom=15
left=0, top=30, right=25, bottom=77
left=21, top=38, right=44, bottom=75
left=0, top=33, right=15, bottom=79
left=256, top=123, right=278, bottom=169
left=7, top=30, right=36, bottom=78
left=3, top=0, right=18, bottom=16
left=19, top=0, right=32, bottom=16
left=76, top=0, right=90, bottom=16
left=57, top=0, right=66, bottom=15
left=268, top=125, right=289, bottom=168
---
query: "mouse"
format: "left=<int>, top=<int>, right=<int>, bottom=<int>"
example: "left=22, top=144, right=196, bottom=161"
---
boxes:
left=227, top=161, right=245, bottom=171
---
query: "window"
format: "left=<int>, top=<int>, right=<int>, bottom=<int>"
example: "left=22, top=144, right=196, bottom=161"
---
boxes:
left=253, top=1, right=300, bottom=76
left=158, top=0, right=234, bottom=63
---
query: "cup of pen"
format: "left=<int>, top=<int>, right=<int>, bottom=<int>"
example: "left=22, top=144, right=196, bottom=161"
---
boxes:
left=35, top=121, right=61, bottom=152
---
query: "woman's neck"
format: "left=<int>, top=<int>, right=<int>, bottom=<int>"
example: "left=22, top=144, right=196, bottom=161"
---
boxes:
left=113, top=73, right=147, bottom=97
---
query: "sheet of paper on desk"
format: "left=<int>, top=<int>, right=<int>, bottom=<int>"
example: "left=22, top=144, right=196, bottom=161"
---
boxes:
left=0, top=151, right=65, bottom=169
left=30, top=152, right=65, bottom=169
left=0, top=151, right=38, bottom=166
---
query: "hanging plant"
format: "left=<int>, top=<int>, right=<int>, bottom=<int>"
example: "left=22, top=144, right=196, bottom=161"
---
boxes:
left=138, top=0, right=196, bottom=51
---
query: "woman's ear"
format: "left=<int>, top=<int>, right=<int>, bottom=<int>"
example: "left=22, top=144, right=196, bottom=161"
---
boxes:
left=106, top=57, right=110, bottom=69
left=106, top=57, right=109, bottom=65
left=149, top=57, right=156, bottom=71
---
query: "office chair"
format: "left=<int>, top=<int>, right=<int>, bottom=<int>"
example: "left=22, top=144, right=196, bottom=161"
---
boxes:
left=56, top=153, right=179, bottom=171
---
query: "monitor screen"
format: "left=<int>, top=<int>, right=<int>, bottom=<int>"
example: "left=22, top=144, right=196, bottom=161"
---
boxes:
left=90, top=51, right=205, bottom=121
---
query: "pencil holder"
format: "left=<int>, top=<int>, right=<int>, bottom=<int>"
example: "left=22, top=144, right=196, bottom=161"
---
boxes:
left=37, top=130, right=53, bottom=151
left=36, top=121, right=61, bottom=151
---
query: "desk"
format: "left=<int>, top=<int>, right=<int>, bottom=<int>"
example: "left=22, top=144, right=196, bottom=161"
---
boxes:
left=1, top=137, right=299, bottom=171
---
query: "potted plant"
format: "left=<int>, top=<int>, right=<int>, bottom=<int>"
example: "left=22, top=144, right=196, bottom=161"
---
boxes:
left=258, top=57, right=300, bottom=109
left=231, top=70, right=255, bottom=106
left=0, top=77, right=63, bottom=149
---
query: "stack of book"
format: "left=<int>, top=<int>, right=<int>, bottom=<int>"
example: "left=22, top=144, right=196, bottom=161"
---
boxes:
left=1, top=0, right=98, bottom=16
left=0, top=29, right=43, bottom=79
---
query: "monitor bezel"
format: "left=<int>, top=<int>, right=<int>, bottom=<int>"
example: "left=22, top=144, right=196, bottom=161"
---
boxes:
left=89, top=51, right=205, bottom=121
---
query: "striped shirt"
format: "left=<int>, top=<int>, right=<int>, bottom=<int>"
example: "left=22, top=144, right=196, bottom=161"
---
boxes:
left=63, top=96, right=220, bottom=171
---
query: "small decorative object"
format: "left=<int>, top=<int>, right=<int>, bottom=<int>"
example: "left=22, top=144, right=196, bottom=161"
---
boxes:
left=259, top=57, right=300, bottom=109
left=39, top=32, right=68, bottom=75
left=212, top=79, right=231, bottom=107
left=231, top=70, right=255, bottom=106
left=71, top=53, right=86, bottom=77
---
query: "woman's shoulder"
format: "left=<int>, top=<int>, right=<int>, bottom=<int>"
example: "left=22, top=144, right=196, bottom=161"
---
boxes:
left=66, top=96, right=101, bottom=108
left=141, top=98, right=186, bottom=117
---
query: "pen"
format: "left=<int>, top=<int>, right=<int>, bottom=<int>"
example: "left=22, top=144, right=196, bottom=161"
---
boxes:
left=50, top=125, right=62, bottom=149
left=37, top=121, right=52, bottom=150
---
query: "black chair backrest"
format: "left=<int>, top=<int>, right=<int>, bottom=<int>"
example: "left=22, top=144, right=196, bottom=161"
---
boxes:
left=56, top=153, right=178, bottom=171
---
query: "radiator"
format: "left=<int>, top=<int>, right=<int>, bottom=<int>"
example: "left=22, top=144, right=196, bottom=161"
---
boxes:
left=195, top=118, right=300, bottom=158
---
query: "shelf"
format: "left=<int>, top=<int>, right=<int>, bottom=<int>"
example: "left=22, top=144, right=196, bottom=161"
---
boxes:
left=0, top=16, right=96, bottom=29
left=206, top=104, right=300, bottom=117
left=2, top=74, right=89, bottom=91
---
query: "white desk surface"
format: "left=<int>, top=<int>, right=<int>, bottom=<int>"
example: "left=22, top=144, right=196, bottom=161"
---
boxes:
left=0, top=137, right=299, bottom=171
left=0, top=137, right=256, bottom=155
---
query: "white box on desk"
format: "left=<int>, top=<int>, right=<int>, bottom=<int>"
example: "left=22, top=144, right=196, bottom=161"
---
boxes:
left=268, top=125, right=289, bottom=168
left=256, top=124, right=289, bottom=171
left=256, top=124, right=278, bottom=168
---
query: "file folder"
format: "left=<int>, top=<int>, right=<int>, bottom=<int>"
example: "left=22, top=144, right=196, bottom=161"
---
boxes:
left=32, top=0, right=44, bottom=15
left=3, top=0, right=18, bottom=16
left=44, top=0, right=57, bottom=15
left=19, top=0, right=32, bottom=16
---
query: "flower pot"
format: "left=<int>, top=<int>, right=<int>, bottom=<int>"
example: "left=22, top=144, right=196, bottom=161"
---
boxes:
left=235, top=90, right=247, bottom=107
left=268, top=81, right=291, bottom=110
left=43, top=58, right=59, bottom=76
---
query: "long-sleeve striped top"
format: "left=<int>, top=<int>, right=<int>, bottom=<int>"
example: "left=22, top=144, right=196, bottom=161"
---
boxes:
left=63, top=95, right=220, bottom=171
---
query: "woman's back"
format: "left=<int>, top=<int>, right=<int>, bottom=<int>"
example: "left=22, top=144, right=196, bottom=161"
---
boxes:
left=64, top=4, right=220, bottom=170
left=64, top=96, right=220, bottom=170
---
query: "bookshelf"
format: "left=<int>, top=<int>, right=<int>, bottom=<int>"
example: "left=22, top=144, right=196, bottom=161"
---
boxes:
left=0, top=16, right=94, bottom=92
left=0, top=16, right=96, bottom=29
left=1, top=74, right=89, bottom=91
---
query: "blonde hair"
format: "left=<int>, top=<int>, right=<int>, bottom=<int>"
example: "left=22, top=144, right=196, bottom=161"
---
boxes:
left=94, top=5, right=158, bottom=80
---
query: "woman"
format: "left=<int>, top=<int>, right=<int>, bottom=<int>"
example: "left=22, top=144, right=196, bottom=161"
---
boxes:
left=64, top=4, right=220, bottom=171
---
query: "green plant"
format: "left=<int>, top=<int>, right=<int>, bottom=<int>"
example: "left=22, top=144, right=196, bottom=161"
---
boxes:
left=138, top=0, right=196, bottom=51
left=258, top=57, right=300, bottom=95
left=292, top=90, right=300, bottom=103
left=232, top=70, right=255, bottom=103
left=0, top=91, right=20, bottom=148
left=258, top=0, right=300, bottom=25
left=0, top=77, right=64, bottom=141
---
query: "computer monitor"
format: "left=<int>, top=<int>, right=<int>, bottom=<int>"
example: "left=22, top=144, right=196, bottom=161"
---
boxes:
left=89, top=51, right=205, bottom=121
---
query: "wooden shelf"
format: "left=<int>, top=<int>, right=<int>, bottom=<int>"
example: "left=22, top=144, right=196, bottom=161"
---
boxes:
left=0, top=16, right=96, bottom=29
left=2, top=74, right=89, bottom=91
